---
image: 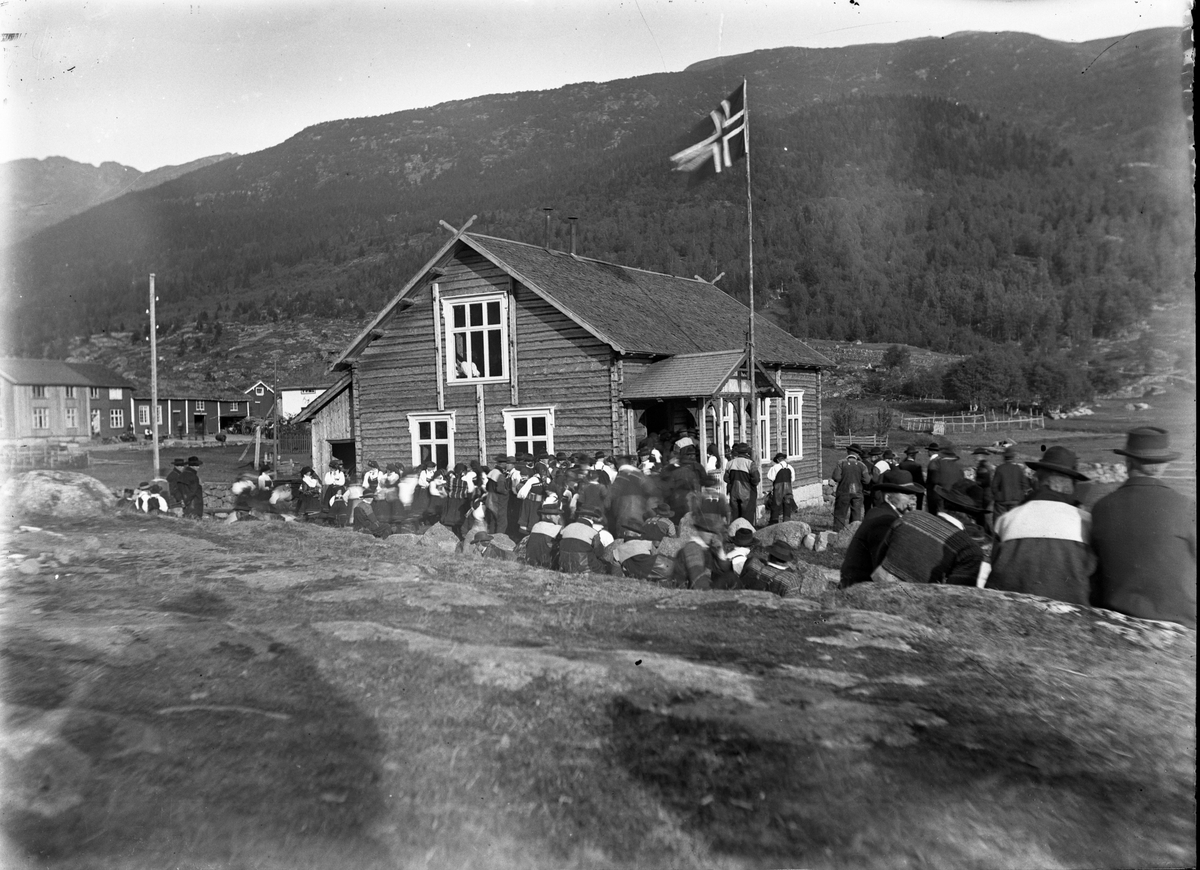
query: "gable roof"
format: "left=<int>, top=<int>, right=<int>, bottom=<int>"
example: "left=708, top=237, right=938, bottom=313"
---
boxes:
left=0, top=358, right=122, bottom=387
left=332, top=231, right=832, bottom=370
left=243, top=380, right=275, bottom=394
left=64, top=362, right=135, bottom=389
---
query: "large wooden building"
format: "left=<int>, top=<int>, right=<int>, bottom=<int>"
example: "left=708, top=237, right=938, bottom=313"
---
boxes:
left=0, top=359, right=134, bottom=444
left=316, top=230, right=832, bottom=505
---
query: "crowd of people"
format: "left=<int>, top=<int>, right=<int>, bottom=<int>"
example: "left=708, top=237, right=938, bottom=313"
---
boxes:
left=837, top=426, right=1196, bottom=630
left=115, top=425, right=1195, bottom=627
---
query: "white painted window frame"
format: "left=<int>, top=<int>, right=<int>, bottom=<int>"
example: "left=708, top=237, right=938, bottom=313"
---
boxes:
left=110, top=408, right=125, bottom=429
left=407, top=411, right=457, bottom=468
left=32, top=406, right=50, bottom=429
left=441, top=292, right=510, bottom=385
left=502, top=406, right=555, bottom=458
left=785, top=390, right=804, bottom=459
left=138, top=405, right=151, bottom=426
left=64, top=407, right=78, bottom=429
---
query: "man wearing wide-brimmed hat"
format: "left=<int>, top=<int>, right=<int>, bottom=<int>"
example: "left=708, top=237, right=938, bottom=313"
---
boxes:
left=925, top=442, right=964, bottom=516
left=874, top=478, right=988, bottom=586
left=1090, top=427, right=1196, bottom=628
left=840, top=469, right=924, bottom=587
left=990, top=445, right=1030, bottom=518
left=898, top=445, right=927, bottom=511
left=179, top=455, right=204, bottom=519
left=987, top=445, right=1096, bottom=606
left=831, top=444, right=869, bottom=531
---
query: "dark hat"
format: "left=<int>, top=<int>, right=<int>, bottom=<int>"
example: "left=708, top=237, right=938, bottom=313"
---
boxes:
left=874, top=469, right=926, bottom=494
left=172, top=457, right=186, bottom=466
left=555, top=451, right=568, bottom=461
left=149, top=484, right=162, bottom=493
left=329, top=457, right=343, bottom=467
left=594, top=451, right=607, bottom=460
left=1026, top=445, right=1089, bottom=481
left=927, top=442, right=941, bottom=451
left=367, top=459, right=379, bottom=469
left=734, top=442, right=752, bottom=456
left=935, top=480, right=987, bottom=515
left=731, top=527, right=755, bottom=547
left=971, top=447, right=990, bottom=457
left=538, top=502, right=562, bottom=516
left=846, top=443, right=864, bottom=456
left=883, top=449, right=896, bottom=460
left=472, top=531, right=494, bottom=544
left=937, top=443, right=959, bottom=459
left=577, top=506, right=602, bottom=521
left=385, top=462, right=402, bottom=472
left=767, top=540, right=795, bottom=563
left=493, top=453, right=508, bottom=463
left=137, top=480, right=150, bottom=489
left=621, top=521, right=644, bottom=537
left=1003, top=447, right=1018, bottom=460
left=654, top=502, right=674, bottom=516
left=868, top=447, right=883, bottom=458
left=904, top=444, right=922, bottom=456
left=772, top=452, right=787, bottom=463
left=187, top=456, right=202, bottom=466
left=1114, top=427, right=1180, bottom=463
left=503, top=455, right=517, bottom=465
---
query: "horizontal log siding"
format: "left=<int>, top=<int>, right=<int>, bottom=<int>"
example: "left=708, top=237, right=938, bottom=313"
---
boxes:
left=775, top=368, right=821, bottom=487
left=510, top=283, right=614, bottom=455
left=353, top=250, right=618, bottom=465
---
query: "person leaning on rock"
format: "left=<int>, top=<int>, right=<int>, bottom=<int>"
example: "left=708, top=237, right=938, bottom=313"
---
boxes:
left=839, top=469, right=924, bottom=588
left=874, top=479, right=989, bottom=586
left=1089, top=427, right=1196, bottom=629
left=986, top=445, right=1096, bottom=607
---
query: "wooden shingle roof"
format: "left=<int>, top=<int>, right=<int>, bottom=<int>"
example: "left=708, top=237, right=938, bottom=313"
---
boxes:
left=332, top=230, right=833, bottom=370
left=467, top=234, right=832, bottom=367
left=622, top=351, right=747, bottom=400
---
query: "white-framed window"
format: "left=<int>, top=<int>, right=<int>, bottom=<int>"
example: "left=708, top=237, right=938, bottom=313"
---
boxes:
left=503, top=406, right=554, bottom=458
left=756, top=397, right=772, bottom=459
left=64, top=386, right=76, bottom=399
left=255, top=386, right=264, bottom=396
left=443, top=293, right=508, bottom=383
left=108, top=387, right=122, bottom=400
left=90, top=387, right=101, bottom=399
left=64, top=407, right=78, bottom=429
left=195, top=400, right=205, bottom=411
left=408, top=412, right=455, bottom=468
left=138, top=405, right=150, bottom=426
left=32, top=407, right=50, bottom=429
left=110, top=409, right=124, bottom=429
left=785, top=390, right=804, bottom=459
left=32, top=385, right=46, bottom=398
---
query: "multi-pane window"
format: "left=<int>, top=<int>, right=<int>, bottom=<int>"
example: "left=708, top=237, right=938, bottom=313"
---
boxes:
left=757, top=397, right=772, bottom=459
left=138, top=405, right=150, bottom=426
left=32, top=407, right=50, bottom=429
left=32, top=385, right=46, bottom=398
left=110, top=409, right=124, bottom=429
left=444, top=294, right=507, bottom=382
left=64, top=386, right=76, bottom=399
left=90, top=387, right=101, bottom=399
left=195, top=400, right=205, bottom=411
left=785, top=391, right=803, bottom=458
left=408, top=413, right=455, bottom=469
left=64, top=407, right=78, bottom=429
left=503, top=407, right=554, bottom=458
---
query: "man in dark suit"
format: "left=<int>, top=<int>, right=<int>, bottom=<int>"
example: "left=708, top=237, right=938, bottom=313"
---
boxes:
left=925, top=442, right=964, bottom=515
left=831, top=444, right=869, bottom=530
left=1090, top=427, right=1196, bottom=628
left=898, top=445, right=926, bottom=511
left=840, top=469, right=925, bottom=587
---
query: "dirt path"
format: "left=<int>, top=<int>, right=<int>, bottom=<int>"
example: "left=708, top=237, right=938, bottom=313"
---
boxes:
left=2, top=516, right=1194, bottom=869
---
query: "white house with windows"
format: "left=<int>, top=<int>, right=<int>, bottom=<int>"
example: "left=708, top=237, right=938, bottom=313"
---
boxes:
left=0, top=359, right=134, bottom=444
left=310, top=229, right=831, bottom=504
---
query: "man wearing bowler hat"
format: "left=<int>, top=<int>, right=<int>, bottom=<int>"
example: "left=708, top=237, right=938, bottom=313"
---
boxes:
left=987, top=445, right=1096, bottom=606
left=1090, top=427, right=1196, bottom=628
left=840, top=469, right=924, bottom=587
left=925, top=442, right=964, bottom=515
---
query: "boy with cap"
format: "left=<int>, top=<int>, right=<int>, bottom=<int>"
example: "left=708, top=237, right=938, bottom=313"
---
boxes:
left=1090, top=427, right=1196, bottom=628
left=987, top=446, right=1095, bottom=606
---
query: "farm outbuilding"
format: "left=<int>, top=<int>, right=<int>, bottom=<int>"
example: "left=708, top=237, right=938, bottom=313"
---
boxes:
left=325, top=229, right=832, bottom=505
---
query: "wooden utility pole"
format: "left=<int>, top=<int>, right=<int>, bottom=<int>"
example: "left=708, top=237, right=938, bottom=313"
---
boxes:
left=149, top=274, right=160, bottom=479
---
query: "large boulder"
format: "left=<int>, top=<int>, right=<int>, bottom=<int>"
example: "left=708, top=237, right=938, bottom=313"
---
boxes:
left=419, top=522, right=460, bottom=552
left=752, top=520, right=813, bottom=551
left=1, top=470, right=115, bottom=520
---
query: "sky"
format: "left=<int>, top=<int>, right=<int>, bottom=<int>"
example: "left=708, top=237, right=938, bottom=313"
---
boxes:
left=1, top=0, right=1191, bottom=170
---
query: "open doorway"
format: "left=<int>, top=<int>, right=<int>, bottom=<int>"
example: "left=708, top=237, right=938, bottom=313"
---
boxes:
left=329, top=439, right=356, bottom=480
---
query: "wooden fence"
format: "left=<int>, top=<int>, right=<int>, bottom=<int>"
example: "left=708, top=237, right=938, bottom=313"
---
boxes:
left=832, top=434, right=889, bottom=449
left=1, top=442, right=90, bottom=472
left=902, top=413, right=1045, bottom=434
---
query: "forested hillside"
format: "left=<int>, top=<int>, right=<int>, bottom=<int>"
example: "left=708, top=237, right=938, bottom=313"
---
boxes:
left=3, top=28, right=1191, bottom=379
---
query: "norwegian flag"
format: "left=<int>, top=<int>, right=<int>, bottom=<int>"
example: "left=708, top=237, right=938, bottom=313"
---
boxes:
left=669, top=82, right=747, bottom=180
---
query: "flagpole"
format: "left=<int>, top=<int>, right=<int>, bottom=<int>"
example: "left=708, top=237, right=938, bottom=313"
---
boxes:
left=744, top=78, right=759, bottom=468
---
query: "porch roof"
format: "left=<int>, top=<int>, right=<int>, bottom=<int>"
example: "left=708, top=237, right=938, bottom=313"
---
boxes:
left=621, top=350, right=783, bottom=401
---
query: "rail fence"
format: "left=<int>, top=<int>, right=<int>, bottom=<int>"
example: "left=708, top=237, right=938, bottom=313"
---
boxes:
left=1, top=442, right=90, bottom=472
left=832, top=434, right=889, bottom=449
left=901, top=413, right=1044, bottom=434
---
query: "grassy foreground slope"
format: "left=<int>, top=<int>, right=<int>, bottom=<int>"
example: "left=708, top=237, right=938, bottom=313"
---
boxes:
left=2, top=517, right=1194, bottom=870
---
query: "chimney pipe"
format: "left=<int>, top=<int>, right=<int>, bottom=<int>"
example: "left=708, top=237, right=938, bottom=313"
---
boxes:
left=568, top=217, right=578, bottom=255
left=542, top=207, right=554, bottom=250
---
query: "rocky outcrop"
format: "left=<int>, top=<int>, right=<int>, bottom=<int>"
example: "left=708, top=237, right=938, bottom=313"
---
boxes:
left=0, top=470, right=115, bottom=521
